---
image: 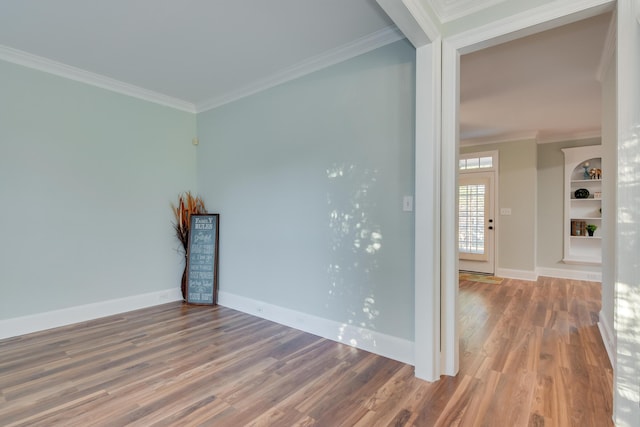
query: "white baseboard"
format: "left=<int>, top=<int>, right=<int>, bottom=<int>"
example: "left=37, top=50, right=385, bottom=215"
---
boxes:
left=3, top=288, right=414, bottom=366
left=495, top=268, right=538, bottom=281
left=0, top=288, right=183, bottom=340
left=218, top=291, right=415, bottom=366
left=536, top=267, right=602, bottom=282
left=598, top=312, right=615, bottom=369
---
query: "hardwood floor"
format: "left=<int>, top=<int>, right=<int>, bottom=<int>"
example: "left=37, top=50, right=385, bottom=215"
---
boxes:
left=0, top=277, right=613, bottom=426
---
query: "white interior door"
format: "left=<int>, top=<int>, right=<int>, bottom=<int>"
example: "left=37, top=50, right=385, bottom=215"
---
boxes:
left=459, top=172, right=495, bottom=274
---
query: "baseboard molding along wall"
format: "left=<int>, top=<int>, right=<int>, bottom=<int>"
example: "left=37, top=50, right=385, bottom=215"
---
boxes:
left=0, top=288, right=183, bottom=340
left=536, top=267, right=602, bottom=282
left=496, top=267, right=602, bottom=282
left=218, top=291, right=415, bottom=366
left=496, top=268, right=538, bottom=281
left=0, top=288, right=415, bottom=367
left=597, top=312, right=615, bottom=369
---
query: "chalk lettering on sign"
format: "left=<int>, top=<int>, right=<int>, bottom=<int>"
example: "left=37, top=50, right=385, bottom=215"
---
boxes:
left=193, top=233, right=213, bottom=243
left=187, top=214, right=218, bottom=305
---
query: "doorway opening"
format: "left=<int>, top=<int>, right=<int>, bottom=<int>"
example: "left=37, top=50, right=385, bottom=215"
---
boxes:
left=440, top=5, right=614, bottom=378
left=458, top=151, right=497, bottom=275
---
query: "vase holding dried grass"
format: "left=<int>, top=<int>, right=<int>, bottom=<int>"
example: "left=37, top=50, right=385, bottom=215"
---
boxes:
left=171, top=192, right=207, bottom=299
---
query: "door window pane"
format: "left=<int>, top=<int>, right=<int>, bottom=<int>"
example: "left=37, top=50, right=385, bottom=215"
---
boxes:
left=460, top=155, right=494, bottom=171
left=459, top=184, right=485, bottom=254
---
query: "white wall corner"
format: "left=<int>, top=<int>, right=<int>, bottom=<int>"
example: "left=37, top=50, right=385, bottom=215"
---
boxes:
left=496, top=268, right=538, bottom=281
left=376, top=0, right=437, bottom=47
left=0, top=288, right=183, bottom=340
left=597, top=312, right=615, bottom=369
left=218, top=291, right=415, bottom=366
left=196, top=26, right=404, bottom=112
left=536, top=267, right=602, bottom=282
left=401, top=0, right=442, bottom=43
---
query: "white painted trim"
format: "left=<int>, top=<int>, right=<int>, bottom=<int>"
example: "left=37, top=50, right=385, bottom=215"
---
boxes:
left=615, top=3, right=640, bottom=424
left=413, top=42, right=442, bottom=381
left=376, top=0, right=434, bottom=47
left=218, top=291, right=414, bottom=366
left=598, top=313, right=615, bottom=368
left=535, top=129, right=602, bottom=144
left=441, top=38, right=460, bottom=376
left=536, top=267, right=602, bottom=282
left=446, top=0, right=614, bottom=54
left=461, top=131, right=539, bottom=146
left=596, top=10, right=617, bottom=82
left=0, top=45, right=196, bottom=113
left=461, top=129, right=603, bottom=146
left=0, top=288, right=183, bottom=340
left=430, top=0, right=508, bottom=24
left=496, top=268, right=538, bottom=281
left=440, top=0, right=616, bottom=385
left=196, top=26, right=405, bottom=112
left=401, top=0, right=442, bottom=42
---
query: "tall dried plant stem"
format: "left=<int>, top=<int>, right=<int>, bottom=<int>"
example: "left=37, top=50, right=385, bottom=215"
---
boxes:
left=171, top=192, right=207, bottom=255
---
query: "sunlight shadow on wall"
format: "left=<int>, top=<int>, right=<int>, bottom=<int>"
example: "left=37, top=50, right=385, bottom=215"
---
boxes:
left=326, top=163, right=382, bottom=347
left=615, top=125, right=640, bottom=412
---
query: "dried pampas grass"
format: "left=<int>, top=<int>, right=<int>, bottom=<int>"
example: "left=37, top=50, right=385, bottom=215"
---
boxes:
left=171, top=192, right=207, bottom=254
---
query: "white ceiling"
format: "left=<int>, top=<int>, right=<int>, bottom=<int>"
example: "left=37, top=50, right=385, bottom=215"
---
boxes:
left=0, top=1, right=612, bottom=143
left=0, top=0, right=396, bottom=111
left=460, top=12, right=612, bottom=144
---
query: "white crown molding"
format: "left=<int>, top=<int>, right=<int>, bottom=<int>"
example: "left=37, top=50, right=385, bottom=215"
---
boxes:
left=461, top=129, right=602, bottom=146
left=401, top=0, right=441, bottom=42
left=536, top=129, right=602, bottom=144
left=460, top=130, right=539, bottom=146
left=0, top=45, right=196, bottom=113
left=596, top=10, right=617, bottom=82
left=376, top=0, right=436, bottom=47
left=218, top=290, right=414, bottom=366
left=429, top=0, right=508, bottom=24
left=196, top=26, right=405, bottom=113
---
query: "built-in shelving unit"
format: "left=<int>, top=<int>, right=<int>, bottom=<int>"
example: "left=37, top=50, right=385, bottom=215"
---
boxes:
left=562, top=146, right=602, bottom=265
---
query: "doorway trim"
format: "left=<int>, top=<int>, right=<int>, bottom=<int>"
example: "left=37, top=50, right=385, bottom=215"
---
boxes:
left=458, top=150, right=499, bottom=275
left=438, top=0, right=616, bottom=376
left=382, top=0, right=616, bottom=381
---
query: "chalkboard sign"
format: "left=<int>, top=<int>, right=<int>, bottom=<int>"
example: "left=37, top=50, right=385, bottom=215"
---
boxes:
left=185, top=214, right=219, bottom=305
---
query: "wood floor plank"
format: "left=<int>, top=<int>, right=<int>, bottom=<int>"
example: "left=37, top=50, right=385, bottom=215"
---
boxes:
left=0, top=277, right=613, bottom=426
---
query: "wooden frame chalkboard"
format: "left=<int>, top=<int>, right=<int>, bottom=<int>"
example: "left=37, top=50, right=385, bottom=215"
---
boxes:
left=185, top=214, right=219, bottom=305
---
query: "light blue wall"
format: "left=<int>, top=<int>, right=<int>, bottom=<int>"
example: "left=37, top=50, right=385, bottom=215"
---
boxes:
left=196, top=40, right=416, bottom=340
left=0, top=60, right=197, bottom=319
left=461, top=140, right=537, bottom=272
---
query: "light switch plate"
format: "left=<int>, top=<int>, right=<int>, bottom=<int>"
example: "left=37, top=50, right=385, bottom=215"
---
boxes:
left=403, top=196, right=413, bottom=212
left=500, top=208, right=512, bottom=215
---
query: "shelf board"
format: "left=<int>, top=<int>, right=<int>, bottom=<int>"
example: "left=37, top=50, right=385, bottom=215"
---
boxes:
left=571, top=179, right=602, bottom=183
left=570, top=198, right=601, bottom=201
left=570, top=217, right=601, bottom=220
left=570, top=235, right=601, bottom=239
